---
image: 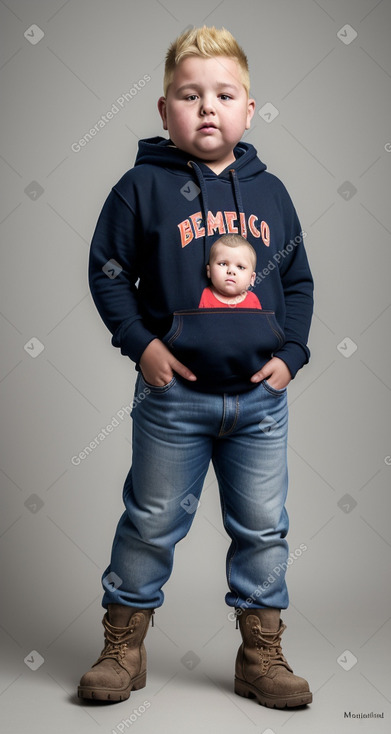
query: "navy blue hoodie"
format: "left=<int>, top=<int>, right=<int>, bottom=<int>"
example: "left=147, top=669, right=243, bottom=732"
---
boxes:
left=89, top=137, right=313, bottom=393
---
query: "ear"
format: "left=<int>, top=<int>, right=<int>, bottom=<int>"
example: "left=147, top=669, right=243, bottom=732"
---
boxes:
left=250, top=271, right=256, bottom=286
left=245, top=97, right=256, bottom=130
left=157, top=97, right=168, bottom=130
left=206, top=264, right=211, bottom=279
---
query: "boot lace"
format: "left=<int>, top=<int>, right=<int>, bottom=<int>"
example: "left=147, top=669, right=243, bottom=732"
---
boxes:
left=96, top=615, right=138, bottom=664
left=251, top=622, right=292, bottom=674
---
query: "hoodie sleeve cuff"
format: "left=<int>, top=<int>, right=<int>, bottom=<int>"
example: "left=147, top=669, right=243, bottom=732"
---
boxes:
left=111, top=319, right=157, bottom=363
left=274, top=341, right=310, bottom=379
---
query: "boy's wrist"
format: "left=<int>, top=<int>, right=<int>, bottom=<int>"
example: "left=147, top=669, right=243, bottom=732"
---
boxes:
left=274, top=343, right=310, bottom=379
left=112, top=322, right=158, bottom=363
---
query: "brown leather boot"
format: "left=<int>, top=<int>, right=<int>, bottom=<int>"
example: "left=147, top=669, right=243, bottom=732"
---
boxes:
left=234, top=608, right=312, bottom=708
left=78, top=604, right=154, bottom=701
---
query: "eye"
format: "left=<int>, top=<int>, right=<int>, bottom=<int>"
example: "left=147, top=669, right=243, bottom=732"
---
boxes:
left=185, top=94, right=198, bottom=101
left=219, top=94, right=232, bottom=101
left=217, top=261, right=227, bottom=267
left=237, top=265, right=245, bottom=270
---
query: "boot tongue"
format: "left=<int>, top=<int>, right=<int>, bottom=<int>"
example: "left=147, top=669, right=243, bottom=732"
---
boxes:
left=245, top=614, right=281, bottom=635
left=253, top=609, right=280, bottom=632
left=107, top=604, right=138, bottom=627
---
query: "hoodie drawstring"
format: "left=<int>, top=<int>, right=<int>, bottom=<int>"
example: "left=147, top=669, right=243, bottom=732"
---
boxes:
left=188, top=161, right=247, bottom=266
left=187, top=161, right=210, bottom=265
left=230, top=168, right=246, bottom=238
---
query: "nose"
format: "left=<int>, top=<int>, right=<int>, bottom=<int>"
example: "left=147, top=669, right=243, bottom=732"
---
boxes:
left=200, top=95, right=216, bottom=115
left=227, top=265, right=236, bottom=274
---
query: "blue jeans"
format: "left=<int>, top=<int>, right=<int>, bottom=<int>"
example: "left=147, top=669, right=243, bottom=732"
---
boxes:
left=102, top=373, right=290, bottom=611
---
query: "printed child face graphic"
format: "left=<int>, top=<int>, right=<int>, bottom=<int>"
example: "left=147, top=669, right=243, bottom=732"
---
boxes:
left=207, top=243, right=256, bottom=302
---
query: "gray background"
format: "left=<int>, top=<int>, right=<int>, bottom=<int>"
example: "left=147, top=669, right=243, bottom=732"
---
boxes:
left=1, top=1, right=390, bottom=732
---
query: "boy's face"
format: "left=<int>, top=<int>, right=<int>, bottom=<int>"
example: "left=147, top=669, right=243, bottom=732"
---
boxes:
left=158, top=56, right=255, bottom=174
left=206, top=243, right=256, bottom=298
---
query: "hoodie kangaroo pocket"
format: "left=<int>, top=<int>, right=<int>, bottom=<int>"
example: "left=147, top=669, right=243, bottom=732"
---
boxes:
left=162, top=308, right=285, bottom=393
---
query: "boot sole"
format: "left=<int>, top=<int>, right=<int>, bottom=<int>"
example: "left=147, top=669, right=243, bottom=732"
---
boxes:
left=77, top=670, right=146, bottom=702
left=235, top=677, right=312, bottom=708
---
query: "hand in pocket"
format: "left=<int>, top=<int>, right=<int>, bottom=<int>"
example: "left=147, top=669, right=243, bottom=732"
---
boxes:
left=139, top=338, right=197, bottom=387
left=251, top=357, right=291, bottom=390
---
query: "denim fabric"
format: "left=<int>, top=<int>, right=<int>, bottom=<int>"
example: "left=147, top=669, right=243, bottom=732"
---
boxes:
left=102, top=373, right=289, bottom=611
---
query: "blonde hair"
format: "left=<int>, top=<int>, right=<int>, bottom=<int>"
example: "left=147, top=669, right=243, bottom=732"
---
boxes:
left=209, top=234, right=257, bottom=270
left=163, top=26, right=250, bottom=97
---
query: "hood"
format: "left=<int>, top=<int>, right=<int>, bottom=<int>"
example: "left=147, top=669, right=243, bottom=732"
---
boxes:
left=134, top=136, right=267, bottom=179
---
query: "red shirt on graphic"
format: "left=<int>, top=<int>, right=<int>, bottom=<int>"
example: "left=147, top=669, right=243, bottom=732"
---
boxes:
left=198, top=288, right=262, bottom=309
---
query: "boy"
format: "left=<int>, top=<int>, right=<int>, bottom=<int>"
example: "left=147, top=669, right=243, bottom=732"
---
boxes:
left=199, top=233, right=262, bottom=307
left=78, top=26, right=314, bottom=709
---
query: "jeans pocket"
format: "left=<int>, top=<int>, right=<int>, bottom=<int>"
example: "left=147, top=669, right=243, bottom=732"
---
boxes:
left=139, top=371, right=177, bottom=394
left=262, top=378, right=287, bottom=397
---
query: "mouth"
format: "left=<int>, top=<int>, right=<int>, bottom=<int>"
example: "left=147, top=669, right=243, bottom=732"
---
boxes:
left=225, top=278, right=236, bottom=283
left=198, top=122, right=217, bottom=131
